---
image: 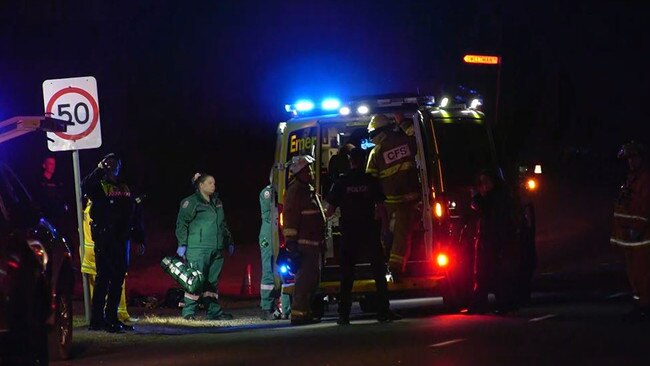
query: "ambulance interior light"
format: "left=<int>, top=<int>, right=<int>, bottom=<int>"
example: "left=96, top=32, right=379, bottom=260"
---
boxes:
left=357, top=105, right=370, bottom=115
left=339, top=106, right=351, bottom=116
left=439, top=97, right=449, bottom=108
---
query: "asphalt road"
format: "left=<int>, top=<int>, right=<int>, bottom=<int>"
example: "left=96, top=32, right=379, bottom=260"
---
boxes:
left=52, top=265, right=650, bottom=366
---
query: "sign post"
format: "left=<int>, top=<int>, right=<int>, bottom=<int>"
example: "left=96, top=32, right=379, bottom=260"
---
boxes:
left=463, top=54, right=502, bottom=125
left=43, top=76, right=102, bottom=324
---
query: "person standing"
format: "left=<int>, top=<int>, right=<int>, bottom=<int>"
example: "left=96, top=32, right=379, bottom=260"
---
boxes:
left=325, top=148, right=400, bottom=325
left=468, top=170, right=518, bottom=314
left=176, top=172, right=235, bottom=321
left=83, top=153, right=145, bottom=333
left=81, top=196, right=141, bottom=323
left=36, top=155, right=69, bottom=230
left=611, top=141, right=650, bottom=322
left=283, top=155, right=326, bottom=325
left=366, top=114, right=421, bottom=280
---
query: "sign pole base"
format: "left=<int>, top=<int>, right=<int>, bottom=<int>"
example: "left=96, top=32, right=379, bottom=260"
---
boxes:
left=72, top=150, right=92, bottom=324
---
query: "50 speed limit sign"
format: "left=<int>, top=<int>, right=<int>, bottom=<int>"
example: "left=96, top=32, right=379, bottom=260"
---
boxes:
left=43, top=76, right=102, bottom=151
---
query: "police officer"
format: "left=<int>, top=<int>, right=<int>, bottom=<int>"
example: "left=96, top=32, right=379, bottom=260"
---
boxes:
left=176, top=172, right=235, bottom=320
left=258, top=179, right=292, bottom=320
left=283, top=155, right=326, bottom=325
left=366, top=114, right=420, bottom=280
left=611, top=141, right=650, bottom=322
left=326, top=148, right=400, bottom=324
left=83, top=153, right=145, bottom=333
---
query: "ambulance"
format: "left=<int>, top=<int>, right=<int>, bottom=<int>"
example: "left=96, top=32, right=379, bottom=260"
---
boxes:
left=270, top=94, right=532, bottom=312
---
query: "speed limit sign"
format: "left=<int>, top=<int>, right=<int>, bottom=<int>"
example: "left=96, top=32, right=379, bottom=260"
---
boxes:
left=43, top=76, right=102, bottom=151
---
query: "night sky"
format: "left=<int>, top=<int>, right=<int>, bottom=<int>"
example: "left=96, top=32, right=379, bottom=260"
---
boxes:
left=1, top=0, right=648, bottom=245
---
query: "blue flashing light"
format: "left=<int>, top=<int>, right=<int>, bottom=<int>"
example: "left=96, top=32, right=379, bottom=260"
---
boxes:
left=295, top=100, right=315, bottom=112
left=321, top=98, right=341, bottom=111
left=280, top=265, right=290, bottom=274
left=360, top=138, right=375, bottom=150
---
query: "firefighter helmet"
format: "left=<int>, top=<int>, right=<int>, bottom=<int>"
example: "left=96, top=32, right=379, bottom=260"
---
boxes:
left=289, top=155, right=315, bottom=174
left=618, top=141, right=646, bottom=159
left=367, top=114, right=392, bottom=134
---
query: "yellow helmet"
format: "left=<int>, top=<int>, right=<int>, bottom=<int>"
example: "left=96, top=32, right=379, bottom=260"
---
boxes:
left=367, top=114, right=392, bottom=134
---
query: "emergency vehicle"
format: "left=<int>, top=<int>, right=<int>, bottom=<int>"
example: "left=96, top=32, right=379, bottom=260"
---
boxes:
left=271, top=94, right=537, bottom=312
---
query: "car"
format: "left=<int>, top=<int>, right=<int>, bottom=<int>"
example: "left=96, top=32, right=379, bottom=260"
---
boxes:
left=0, top=162, right=74, bottom=364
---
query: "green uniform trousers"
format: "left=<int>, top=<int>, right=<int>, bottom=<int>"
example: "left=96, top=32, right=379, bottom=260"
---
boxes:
left=260, top=239, right=292, bottom=315
left=182, top=248, right=224, bottom=318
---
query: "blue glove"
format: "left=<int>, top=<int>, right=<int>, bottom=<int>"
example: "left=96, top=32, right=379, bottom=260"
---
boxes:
left=176, top=246, right=187, bottom=258
left=228, top=244, right=235, bottom=256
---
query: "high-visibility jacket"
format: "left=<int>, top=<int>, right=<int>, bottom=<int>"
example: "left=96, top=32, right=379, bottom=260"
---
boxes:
left=81, top=200, right=96, bottom=275
left=282, top=179, right=325, bottom=247
left=366, top=130, right=420, bottom=204
left=611, top=169, right=650, bottom=247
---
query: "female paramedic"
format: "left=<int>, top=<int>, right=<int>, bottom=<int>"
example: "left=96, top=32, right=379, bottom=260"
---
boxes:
left=175, top=172, right=235, bottom=320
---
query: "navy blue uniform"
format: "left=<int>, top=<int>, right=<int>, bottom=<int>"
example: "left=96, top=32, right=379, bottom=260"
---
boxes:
left=326, top=169, right=390, bottom=319
left=82, top=168, right=144, bottom=328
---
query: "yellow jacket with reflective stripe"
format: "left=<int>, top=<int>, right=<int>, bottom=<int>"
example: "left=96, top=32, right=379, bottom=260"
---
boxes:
left=282, top=179, right=325, bottom=247
left=80, top=200, right=96, bottom=275
left=366, top=130, right=420, bottom=203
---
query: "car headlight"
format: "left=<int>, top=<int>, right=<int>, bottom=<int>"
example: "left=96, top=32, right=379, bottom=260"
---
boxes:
left=27, top=239, right=49, bottom=272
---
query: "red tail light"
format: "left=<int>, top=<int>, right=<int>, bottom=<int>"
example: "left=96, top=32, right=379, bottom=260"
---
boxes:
left=436, top=253, right=449, bottom=267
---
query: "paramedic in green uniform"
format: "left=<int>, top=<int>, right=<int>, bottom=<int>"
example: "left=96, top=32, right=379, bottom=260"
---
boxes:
left=259, top=182, right=292, bottom=320
left=176, top=173, right=235, bottom=320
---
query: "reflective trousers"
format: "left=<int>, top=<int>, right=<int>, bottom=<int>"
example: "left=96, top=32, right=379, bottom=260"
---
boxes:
left=623, top=246, right=650, bottom=307
left=260, top=239, right=291, bottom=313
left=291, top=245, right=321, bottom=321
left=386, top=202, right=419, bottom=274
left=182, top=247, right=224, bottom=318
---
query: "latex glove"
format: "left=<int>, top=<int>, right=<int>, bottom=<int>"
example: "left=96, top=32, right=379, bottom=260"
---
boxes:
left=176, top=246, right=187, bottom=258
left=286, top=240, right=298, bottom=252
left=228, top=244, right=235, bottom=256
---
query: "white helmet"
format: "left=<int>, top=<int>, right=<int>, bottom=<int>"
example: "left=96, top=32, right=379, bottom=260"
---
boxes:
left=289, top=155, right=315, bottom=174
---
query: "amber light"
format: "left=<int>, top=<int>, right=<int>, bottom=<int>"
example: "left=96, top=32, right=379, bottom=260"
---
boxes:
left=436, top=253, right=449, bottom=267
left=526, top=178, right=538, bottom=191
left=434, top=202, right=444, bottom=218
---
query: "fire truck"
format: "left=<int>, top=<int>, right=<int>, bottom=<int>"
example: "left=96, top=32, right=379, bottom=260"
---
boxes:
left=270, top=94, right=539, bottom=314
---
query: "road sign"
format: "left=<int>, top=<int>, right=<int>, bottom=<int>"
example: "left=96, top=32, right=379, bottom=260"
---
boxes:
left=43, top=76, right=102, bottom=151
left=463, top=54, right=500, bottom=65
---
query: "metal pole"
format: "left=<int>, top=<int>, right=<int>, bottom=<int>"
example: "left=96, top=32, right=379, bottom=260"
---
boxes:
left=73, top=150, right=91, bottom=324
left=495, top=57, right=502, bottom=126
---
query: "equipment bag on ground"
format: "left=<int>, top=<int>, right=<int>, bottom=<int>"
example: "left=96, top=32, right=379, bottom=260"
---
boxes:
left=160, top=256, right=205, bottom=294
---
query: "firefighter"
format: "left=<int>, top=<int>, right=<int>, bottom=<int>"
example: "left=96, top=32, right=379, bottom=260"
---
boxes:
left=325, top=147, right=401, bottom=324
left=611, top=141, right=650, bottom=322
left=258, top=180, right=291, bottom=320
left=283, top=155, right=326, bottom=325
left=366, top=114, right=420, bottom=280
left=176, top=172, right=235, bottom=320
left=81, top=197, right=140, bottom=323
left=83, top=153, right=145, bottom=333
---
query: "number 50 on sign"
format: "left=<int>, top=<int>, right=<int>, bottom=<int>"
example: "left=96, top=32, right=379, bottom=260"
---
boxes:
left=43, top=76, right=102, bottom=151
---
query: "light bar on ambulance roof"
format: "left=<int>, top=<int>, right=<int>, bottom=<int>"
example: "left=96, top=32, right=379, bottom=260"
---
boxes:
left=439, top=97, right=449, bottom=108
left=284, top=95, right=436, bottom=116
left=470, top=99, right=482, bottom=109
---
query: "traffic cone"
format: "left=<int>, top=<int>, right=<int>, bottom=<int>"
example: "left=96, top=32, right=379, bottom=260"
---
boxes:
left=240, top=263, right=253, bottom=296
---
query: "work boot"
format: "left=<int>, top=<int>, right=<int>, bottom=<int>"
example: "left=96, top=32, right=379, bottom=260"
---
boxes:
left=105, top=323, right=125, bottom=333
left=116, top=321, right=135, bottom=331
left=259, top=310, right=277, bottom=321
left=377, top=310, right=402, bottom=323
left=88, top=320, right=106, bottom=331
left=207, top=312, right=234, bottom=321
left=337, top=315, right=350, bottom=325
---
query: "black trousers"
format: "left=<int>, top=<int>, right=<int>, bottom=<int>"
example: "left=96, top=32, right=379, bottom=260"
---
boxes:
left=472, top=242, right=516, bottom=310
left=91, top=229, right=129, bottom=325
left=338, top=228, right=389, bottom=317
